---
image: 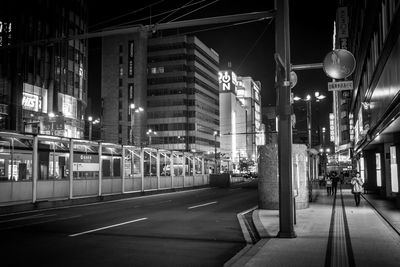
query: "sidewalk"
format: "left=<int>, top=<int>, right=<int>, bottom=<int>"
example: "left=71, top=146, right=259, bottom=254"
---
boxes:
left=227, top=188, right=400, bottom=267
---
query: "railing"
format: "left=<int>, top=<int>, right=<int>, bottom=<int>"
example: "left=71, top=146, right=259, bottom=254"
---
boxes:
left=0, top=131, right=211, bottom=206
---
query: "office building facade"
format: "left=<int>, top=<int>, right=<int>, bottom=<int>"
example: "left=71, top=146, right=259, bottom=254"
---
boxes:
left=219, top=70, right=264, bottom=172
left=338, top=1, right=400, bottom=202
left=0, top=0, right=88, bottom=138
left=101, top=34, right=220, bottom=153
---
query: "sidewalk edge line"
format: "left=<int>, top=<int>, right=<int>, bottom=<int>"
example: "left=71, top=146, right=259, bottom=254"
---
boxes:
left=362, top=194, right=400, bottom=236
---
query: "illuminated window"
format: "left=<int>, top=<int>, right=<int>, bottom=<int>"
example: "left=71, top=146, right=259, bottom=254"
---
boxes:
left=376, top=153, right=382, bottom=187
left=390, top=146, right=399, bottom=192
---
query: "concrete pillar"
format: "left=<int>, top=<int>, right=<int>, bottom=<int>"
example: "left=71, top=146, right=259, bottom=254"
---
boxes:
left=292, top=144, right=309, bottom=209
left=258, top=144, right=309, bottom=210
left=258, top=144, right=279, bottom=209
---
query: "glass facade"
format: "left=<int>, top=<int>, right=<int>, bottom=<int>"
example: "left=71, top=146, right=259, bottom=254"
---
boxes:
left=0, top=0, right=88, bottom=138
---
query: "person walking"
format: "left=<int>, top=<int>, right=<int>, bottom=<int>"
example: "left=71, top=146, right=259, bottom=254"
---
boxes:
left=326, top=175, right=332, bottom=196
left=351, top=172, right=364, bottom=206
left=332, top=171, right=339, bottom=196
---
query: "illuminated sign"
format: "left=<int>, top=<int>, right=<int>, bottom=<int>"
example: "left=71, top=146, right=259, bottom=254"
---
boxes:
left=329, top=113, right=335, bottom=142
left=22, top=92, right=40, bottom=111
left=218, top=71, right=238, bottom=92
left=328, top=81, right=353, bottom=91
left=128, top=41, right=134, bottom=78
left=349, top=113, right=354, bottom=141
left=73, top=154, right=99, bottom=163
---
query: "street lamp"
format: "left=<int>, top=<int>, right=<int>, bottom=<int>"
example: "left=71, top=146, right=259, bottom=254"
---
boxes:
left=293, top=91, right=325, bottom=181
left=213, top=130, right=218, bottom=174
left=88, top=116, right=100, bottom=141
left=48, top=112, right=55, bottom=135
left=146, top=128, right=157, bottom=146
left=130, top=104, right=144, bottom=145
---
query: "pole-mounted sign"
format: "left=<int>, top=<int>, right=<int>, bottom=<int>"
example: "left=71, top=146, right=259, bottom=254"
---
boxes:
left=322, top=49, right=356, bottom=79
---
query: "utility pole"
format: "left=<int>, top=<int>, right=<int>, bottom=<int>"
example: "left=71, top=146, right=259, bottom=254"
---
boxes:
left=275, top=0, right=296, bottom=238
left=307, top=99, right=312, bottom=181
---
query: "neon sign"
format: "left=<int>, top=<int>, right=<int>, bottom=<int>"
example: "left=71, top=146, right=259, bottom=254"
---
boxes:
left=218, top=71, right=238, bottom=92
left=22, top=93, right=40, bottom=111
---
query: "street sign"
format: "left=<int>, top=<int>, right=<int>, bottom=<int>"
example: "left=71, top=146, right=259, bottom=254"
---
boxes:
left=290, top=71, right=297, bottom=88
left=323, top=49, right=356, bottom=79
left=328, top=80, right=353, bottom=91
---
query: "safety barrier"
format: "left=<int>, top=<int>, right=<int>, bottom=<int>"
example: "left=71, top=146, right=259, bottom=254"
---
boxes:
left=0, top=131, right=211, bottom=206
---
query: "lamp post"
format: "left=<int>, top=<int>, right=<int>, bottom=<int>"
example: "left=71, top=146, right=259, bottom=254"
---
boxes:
left=88, top=116, right=93, bottom=141
left=294, top=92, right=325, bottom=182
left=130, top=104, right=144, bottom=145
left=213, top=130, right=218, bottom=174
left=146, top=128, right=157, bottom=146
left=88, top=116, right=100, bottom=141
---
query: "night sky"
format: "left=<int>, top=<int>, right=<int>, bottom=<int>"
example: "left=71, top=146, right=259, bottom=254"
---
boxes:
left=87, top=0, right=337, bottom=129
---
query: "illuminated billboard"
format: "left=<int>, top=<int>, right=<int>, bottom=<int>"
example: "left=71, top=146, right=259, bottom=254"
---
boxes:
left=218, top=71, right=238, bottom=93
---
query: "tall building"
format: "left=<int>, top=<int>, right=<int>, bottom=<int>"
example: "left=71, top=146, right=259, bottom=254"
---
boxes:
left=0, top=0, right=88, bottom=138
left=218, top=69, right=264, bottom=173
left=337, top=1, right=400, bottom=201
left=101, top=34, right=220, bottom=153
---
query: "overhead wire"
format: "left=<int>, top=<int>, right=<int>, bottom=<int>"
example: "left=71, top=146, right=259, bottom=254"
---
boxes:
left=156, top=0, right=203, bottom=24
left=179, top=17, right=270, bottom=36
left=89, top=0, right=165, bottom=30
left=93, top=0, right=208, bottom=32
left=235, top=17, right=274, bottom=73
left=167, top=0, right=220, bottom=23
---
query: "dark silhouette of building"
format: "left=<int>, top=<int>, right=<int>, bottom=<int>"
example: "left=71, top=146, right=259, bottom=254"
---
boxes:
left=0, top=0, right=88, bottom=138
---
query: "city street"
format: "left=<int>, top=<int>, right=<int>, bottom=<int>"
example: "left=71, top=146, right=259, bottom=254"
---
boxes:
left=0, top=186, right=258, bottom=267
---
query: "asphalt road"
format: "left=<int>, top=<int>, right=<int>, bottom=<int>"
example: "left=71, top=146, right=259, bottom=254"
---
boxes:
left=0, top=184, right=258, bottom=267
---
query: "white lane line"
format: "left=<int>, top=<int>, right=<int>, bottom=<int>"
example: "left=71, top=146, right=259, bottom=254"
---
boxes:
left=0, top=188, right=212, bottom=217
left=188, top=201, right=218, bottom=210
left=69, top=217, right=148, bottom=237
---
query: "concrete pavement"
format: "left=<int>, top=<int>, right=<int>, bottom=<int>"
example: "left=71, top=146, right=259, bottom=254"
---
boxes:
left=227, top=187, right=400, bottom=267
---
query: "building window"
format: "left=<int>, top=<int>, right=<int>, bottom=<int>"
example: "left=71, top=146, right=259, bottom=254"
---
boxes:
left=376, top=153, right=382, bottom=187
left=390, top=146, right=399, bottom=193
left=119, top=67, right=123, bottom=76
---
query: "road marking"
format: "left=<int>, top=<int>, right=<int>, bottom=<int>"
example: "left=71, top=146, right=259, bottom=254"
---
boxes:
left=188, top=201, right=218, bottom=210
left=69, top=217, right=148, bottom=237
left=0, top=188, right=212, bottom=217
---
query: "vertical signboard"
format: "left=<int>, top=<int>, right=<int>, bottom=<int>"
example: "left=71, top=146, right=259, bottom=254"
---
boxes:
left=128, top=41, right=134, bottom=78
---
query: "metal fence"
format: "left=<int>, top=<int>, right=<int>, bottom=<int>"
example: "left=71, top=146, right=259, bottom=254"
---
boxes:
left=0, top=132, right=211, bottom=205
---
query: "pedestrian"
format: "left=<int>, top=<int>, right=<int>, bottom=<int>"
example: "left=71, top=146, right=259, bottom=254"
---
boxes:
left=332, top=171, right=339, bottom=195
left=351, top=172, right=364, bottom=206
left=326, top=175, right=332, bottom=196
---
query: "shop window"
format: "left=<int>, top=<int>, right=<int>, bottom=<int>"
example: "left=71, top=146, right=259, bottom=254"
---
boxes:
left=390, top=146, right=398, bottom=192
left=376, top=153, right=382, bottom=187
